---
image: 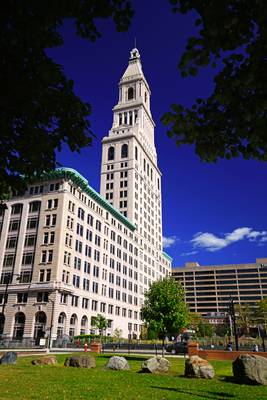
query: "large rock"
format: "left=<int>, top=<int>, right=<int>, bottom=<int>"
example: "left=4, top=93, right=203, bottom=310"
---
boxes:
left=64, top=356, right=96, bottom=368
left=141, top=357, right=170, bottom=373
left=105, top=356, right=130, bottom=370
left=32, top=356, right=57, bottom=365
left=233, top=354, right=267, bottom=385
left=185, top=356, right=214, bottom=379
left=0, top=352, right=17, bottom=365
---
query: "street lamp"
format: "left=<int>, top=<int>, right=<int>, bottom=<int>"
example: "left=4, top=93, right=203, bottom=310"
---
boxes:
left=47, top=296, right=55, bottom=351
left=228, top=296, right=239, bottom=351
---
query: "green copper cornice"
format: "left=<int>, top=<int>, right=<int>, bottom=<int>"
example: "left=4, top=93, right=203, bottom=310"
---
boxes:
left=40, top=167, right=136, bottom=232
left=163, top=251, right=173, bottom=262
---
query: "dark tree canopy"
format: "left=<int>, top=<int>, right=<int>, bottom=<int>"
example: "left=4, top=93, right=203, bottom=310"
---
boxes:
left=162, top=0, right=267, bottom=162
left=0, top=0, right=133, bottom=199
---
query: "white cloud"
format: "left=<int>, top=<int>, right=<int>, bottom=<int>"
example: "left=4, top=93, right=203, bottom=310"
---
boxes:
left=163, top=236, right=178, bottom=248
left=191, top=227, right=267, bottom=252
left=180, top=251, right=198, bottom=257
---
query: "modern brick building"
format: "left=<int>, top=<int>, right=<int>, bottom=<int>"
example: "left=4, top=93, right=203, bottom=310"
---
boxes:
left=0, top=48, right=172, bottom=344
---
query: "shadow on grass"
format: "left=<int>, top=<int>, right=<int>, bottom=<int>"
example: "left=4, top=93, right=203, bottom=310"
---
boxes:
left=99, top=354, right=147, bottom=362
left=150, top=386, right=234, bottom=399
left=222, top=376, right=259, bottom=386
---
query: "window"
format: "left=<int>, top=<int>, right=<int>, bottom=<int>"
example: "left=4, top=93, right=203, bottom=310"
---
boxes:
left=108, top=146, right=115, bottom=161
left=22, top=252, right=34, bottom=266
left=24, top=234, right=36, bottom=247
left=41, top=250, right=53, bottom=263
left=128, top=87, right=134, bottom=100
left=6, top=236, right=17, bottom=249
left=91, top=300, right=98, bottom=311
left=0, top=272, right=11, bottom=284
left=17, top=293, right=28, bottom=303
left=135, top=146, right=138, bottom=161
left=37, top=292, right=49, bottom=303
left=71, top=296, right=79, bottom=307
left=45, top=214, right=56, bottom=227
left=9, top=219, right=20, bottom=232
left=121, top=144, right=128, bottom=158
left=78, top=207, right=85, bottom=220
left=19, top=271, right=31, bottom=283
left=43, top=231, right=55, bottom=245
left=39, top=269, right=51, bottom=282
left=11, top=204, right=23, bottom=215
left=82, top=299, right=89, bottom=309
left=73, top=275, right=80, bottom=288
left=3, top=254, right=15, bottom=267
left=92, top=282, right=98, bottom=293
left=47, top=198, right=58, bottom=209
left=29, top=201, right=40, bottom=213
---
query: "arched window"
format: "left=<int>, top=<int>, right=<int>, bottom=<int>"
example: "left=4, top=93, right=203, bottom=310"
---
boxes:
left=57, top=312, right=66, bottom=338
left=11, top=203, right=23, bottom=215
left=128, top=87, right=134, bottom=100
left=34, top=311, right=47, bottom=339
left=108, top=146, right=115, bottom=161
left=121, top=144, right=128, bottom=159
left=29, top=201, right=41, bottom=213
left=69, top=314, right=77, bottom=337
left=13, top=312, right=25, bottom=339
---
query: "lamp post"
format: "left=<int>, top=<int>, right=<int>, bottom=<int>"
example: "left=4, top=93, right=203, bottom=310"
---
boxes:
left=47, top=296, right=55, bottom=351
left=228, top=296, right=239, bottom=351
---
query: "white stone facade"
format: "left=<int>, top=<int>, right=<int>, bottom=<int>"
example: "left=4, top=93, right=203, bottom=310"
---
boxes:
left=0, top=49, right=172, bottom=344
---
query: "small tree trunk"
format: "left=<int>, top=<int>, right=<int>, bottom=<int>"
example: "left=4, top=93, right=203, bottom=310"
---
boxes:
left=162, top=337, right=165, bottom=357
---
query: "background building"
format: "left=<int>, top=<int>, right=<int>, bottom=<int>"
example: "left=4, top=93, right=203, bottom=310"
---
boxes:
left=0, top=49, right=171, bottom=345
left=173, top=258, right=267, bottom=323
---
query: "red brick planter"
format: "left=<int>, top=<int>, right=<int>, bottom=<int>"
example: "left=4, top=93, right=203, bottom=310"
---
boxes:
left=90, top=342, right=102, bottom=353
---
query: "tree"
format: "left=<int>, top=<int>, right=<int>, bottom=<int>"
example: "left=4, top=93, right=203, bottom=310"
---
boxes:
left=0, top=1, right=133, bottom=199
left=255, top=298, right=267, bottom=326
left=91, top=314, right=108, bottom=341
left=113, top=328, right=122, bottom=341
left=235, top=303, right=253, bottom=336
left=162, top=1, right=267, bottom=162
left=189, top=312, right=213, bottom=337
left=141, top=277, right=189, bottom=354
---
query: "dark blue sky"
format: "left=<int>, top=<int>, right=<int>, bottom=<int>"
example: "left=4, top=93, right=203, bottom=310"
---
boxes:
left=48, top=0, right=267, bottom=267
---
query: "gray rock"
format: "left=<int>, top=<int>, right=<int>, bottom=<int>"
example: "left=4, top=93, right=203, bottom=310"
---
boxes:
left=105, top=356, right=130, bottom=370
left=185, top=355, right=214, bottom=379
left=64, top=356, right=96, bottom=368
left=0, top=352, right=17, bottom=365
left=141, top=357, right=170, bottom=373
left=233, top=354, right=267, bottom=385
left=32, top=356, right=57, bottom=365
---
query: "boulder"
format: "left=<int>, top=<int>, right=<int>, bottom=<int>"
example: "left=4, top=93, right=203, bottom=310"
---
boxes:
left=0, top=352, right=17, bottom=365
left=233, top=354, right=267, bottom=385
left=32, top=356, right=57, bottom=365
left=185, top=356, right=214, bottom=379
left=64, top=356, right=96, bottom=368
left=141, top=357, right=170, bottom=374
left=105, top=356, right=130, bottom=370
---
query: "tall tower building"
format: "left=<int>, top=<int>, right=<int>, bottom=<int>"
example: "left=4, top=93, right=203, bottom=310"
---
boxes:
left=100, top=48, right=166, bottom=302
left=0, top=49, right=171, bottom=345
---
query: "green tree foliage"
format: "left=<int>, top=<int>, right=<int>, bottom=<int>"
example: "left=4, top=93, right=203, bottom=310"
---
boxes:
left=162, top=0, right=267, bottom=162
left=91, top=314, right=108, bottom=340
left=255, top=298, right=267, bottom=326
left=189, top=312, right=213, bottom=337
left=0, top=1, right=133, bottom=199
left=235, top=303, right=254, bottom=335
left=141, top=277, right=189, bottom=350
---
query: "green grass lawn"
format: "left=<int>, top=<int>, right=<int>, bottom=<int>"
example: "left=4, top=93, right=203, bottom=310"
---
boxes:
left=0, top=353, right=266, bottom=400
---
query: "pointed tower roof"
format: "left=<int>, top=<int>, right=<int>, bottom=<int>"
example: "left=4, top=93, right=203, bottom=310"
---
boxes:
left=120, top=48, right=150, bottom=91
